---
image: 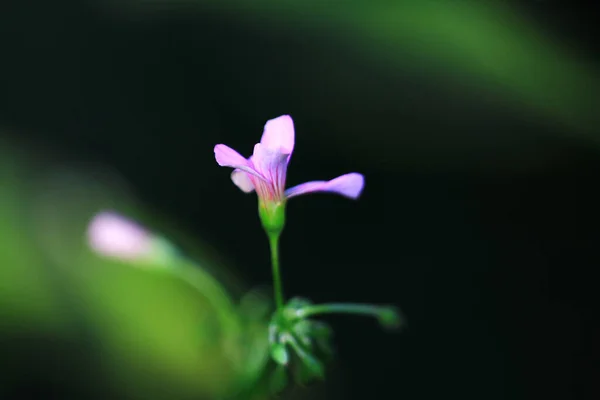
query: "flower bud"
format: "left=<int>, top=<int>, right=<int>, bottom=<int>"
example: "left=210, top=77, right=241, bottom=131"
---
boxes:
left=87, top=211, right=175, bottom=266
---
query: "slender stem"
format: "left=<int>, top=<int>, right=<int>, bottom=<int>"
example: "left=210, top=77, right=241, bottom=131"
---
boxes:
left=297, top=303, right=389, bottom=319
left=269, top=233, right=285, bottom=311
left=174, top=259, right=241, bottom=346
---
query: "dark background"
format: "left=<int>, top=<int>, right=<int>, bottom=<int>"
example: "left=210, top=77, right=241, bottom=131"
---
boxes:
left=1, top=1, right=599, bottom=399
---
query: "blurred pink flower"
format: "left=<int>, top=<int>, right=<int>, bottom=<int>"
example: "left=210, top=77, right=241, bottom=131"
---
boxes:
left=214, top=115, right=365, bottom=204
left=87, top=211, right=154, bottom=261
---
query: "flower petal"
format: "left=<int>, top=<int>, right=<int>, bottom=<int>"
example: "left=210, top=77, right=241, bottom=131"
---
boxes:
left=214, top=144, right=249, bottom=168
left=260, top=115, right=295, bottom=154
left=284, top=173, right=365, bottom=200
left=231, top=169, right=255, bottom=193
left=251, top=143, right=290, bottom=200
left=214, top=144, right=265, bottom=181
left=252, top=144, right=289, bottom=178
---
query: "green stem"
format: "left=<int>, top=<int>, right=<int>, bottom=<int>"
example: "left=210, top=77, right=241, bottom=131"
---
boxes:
left=174, top=259, right=242, bottom=348
left=297, top=303, right=392, bottom=320
left=269, top=233, right=285, bottom=311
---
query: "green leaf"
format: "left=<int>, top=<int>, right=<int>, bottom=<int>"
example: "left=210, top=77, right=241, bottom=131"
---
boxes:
left=269, top=364, right=288, bottom=395
left=270, top=342, right=289, bottom=366
left=310, top=321, right=335, bottom=360
left=291, top=320, right=314, bottom=349
left=285, top=334, right=325, bottom=383
left=291, top=349, right=326, bottom=386
left=299, top=350, right=325, bottom=381
left=283, top=297, right=313, bottom=321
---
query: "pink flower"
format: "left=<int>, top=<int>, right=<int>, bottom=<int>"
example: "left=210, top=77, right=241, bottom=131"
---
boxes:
left=87, top=211, right=155, bottom=261
left=214, top=115, right=365, bottom=205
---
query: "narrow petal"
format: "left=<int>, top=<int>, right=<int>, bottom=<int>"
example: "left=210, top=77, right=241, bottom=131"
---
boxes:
left=260, top=115, right=295, bottom=154
left=284, top=173, right=365, bottom=200
left=231, top=169, right=255, bottom=193
left=214, top=144, right=249, bottom=168
left=214, top=144, right=265, bottom=181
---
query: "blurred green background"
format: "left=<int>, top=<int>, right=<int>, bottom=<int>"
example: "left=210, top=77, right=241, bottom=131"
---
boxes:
left=1, top=1, right=599, bottom=399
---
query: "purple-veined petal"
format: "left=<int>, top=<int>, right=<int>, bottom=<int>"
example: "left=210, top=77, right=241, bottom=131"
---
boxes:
left=251, top=143, right=290, bottom=201
left=214, top=144, right=265, bottom=181
left=87, top=211, right=153, bottom=260
left=260, top=115, right=295, bottom=154
left=231, top=169, right=255, bottom=193
left=284, top=173, right=365, bottom=200
left=214, top=144, right=248, bottom=168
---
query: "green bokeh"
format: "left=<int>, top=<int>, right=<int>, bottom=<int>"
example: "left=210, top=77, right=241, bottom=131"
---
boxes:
left=115, top=0, right=599, bottom=137
left=0, top=138, right=271, bottom=399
